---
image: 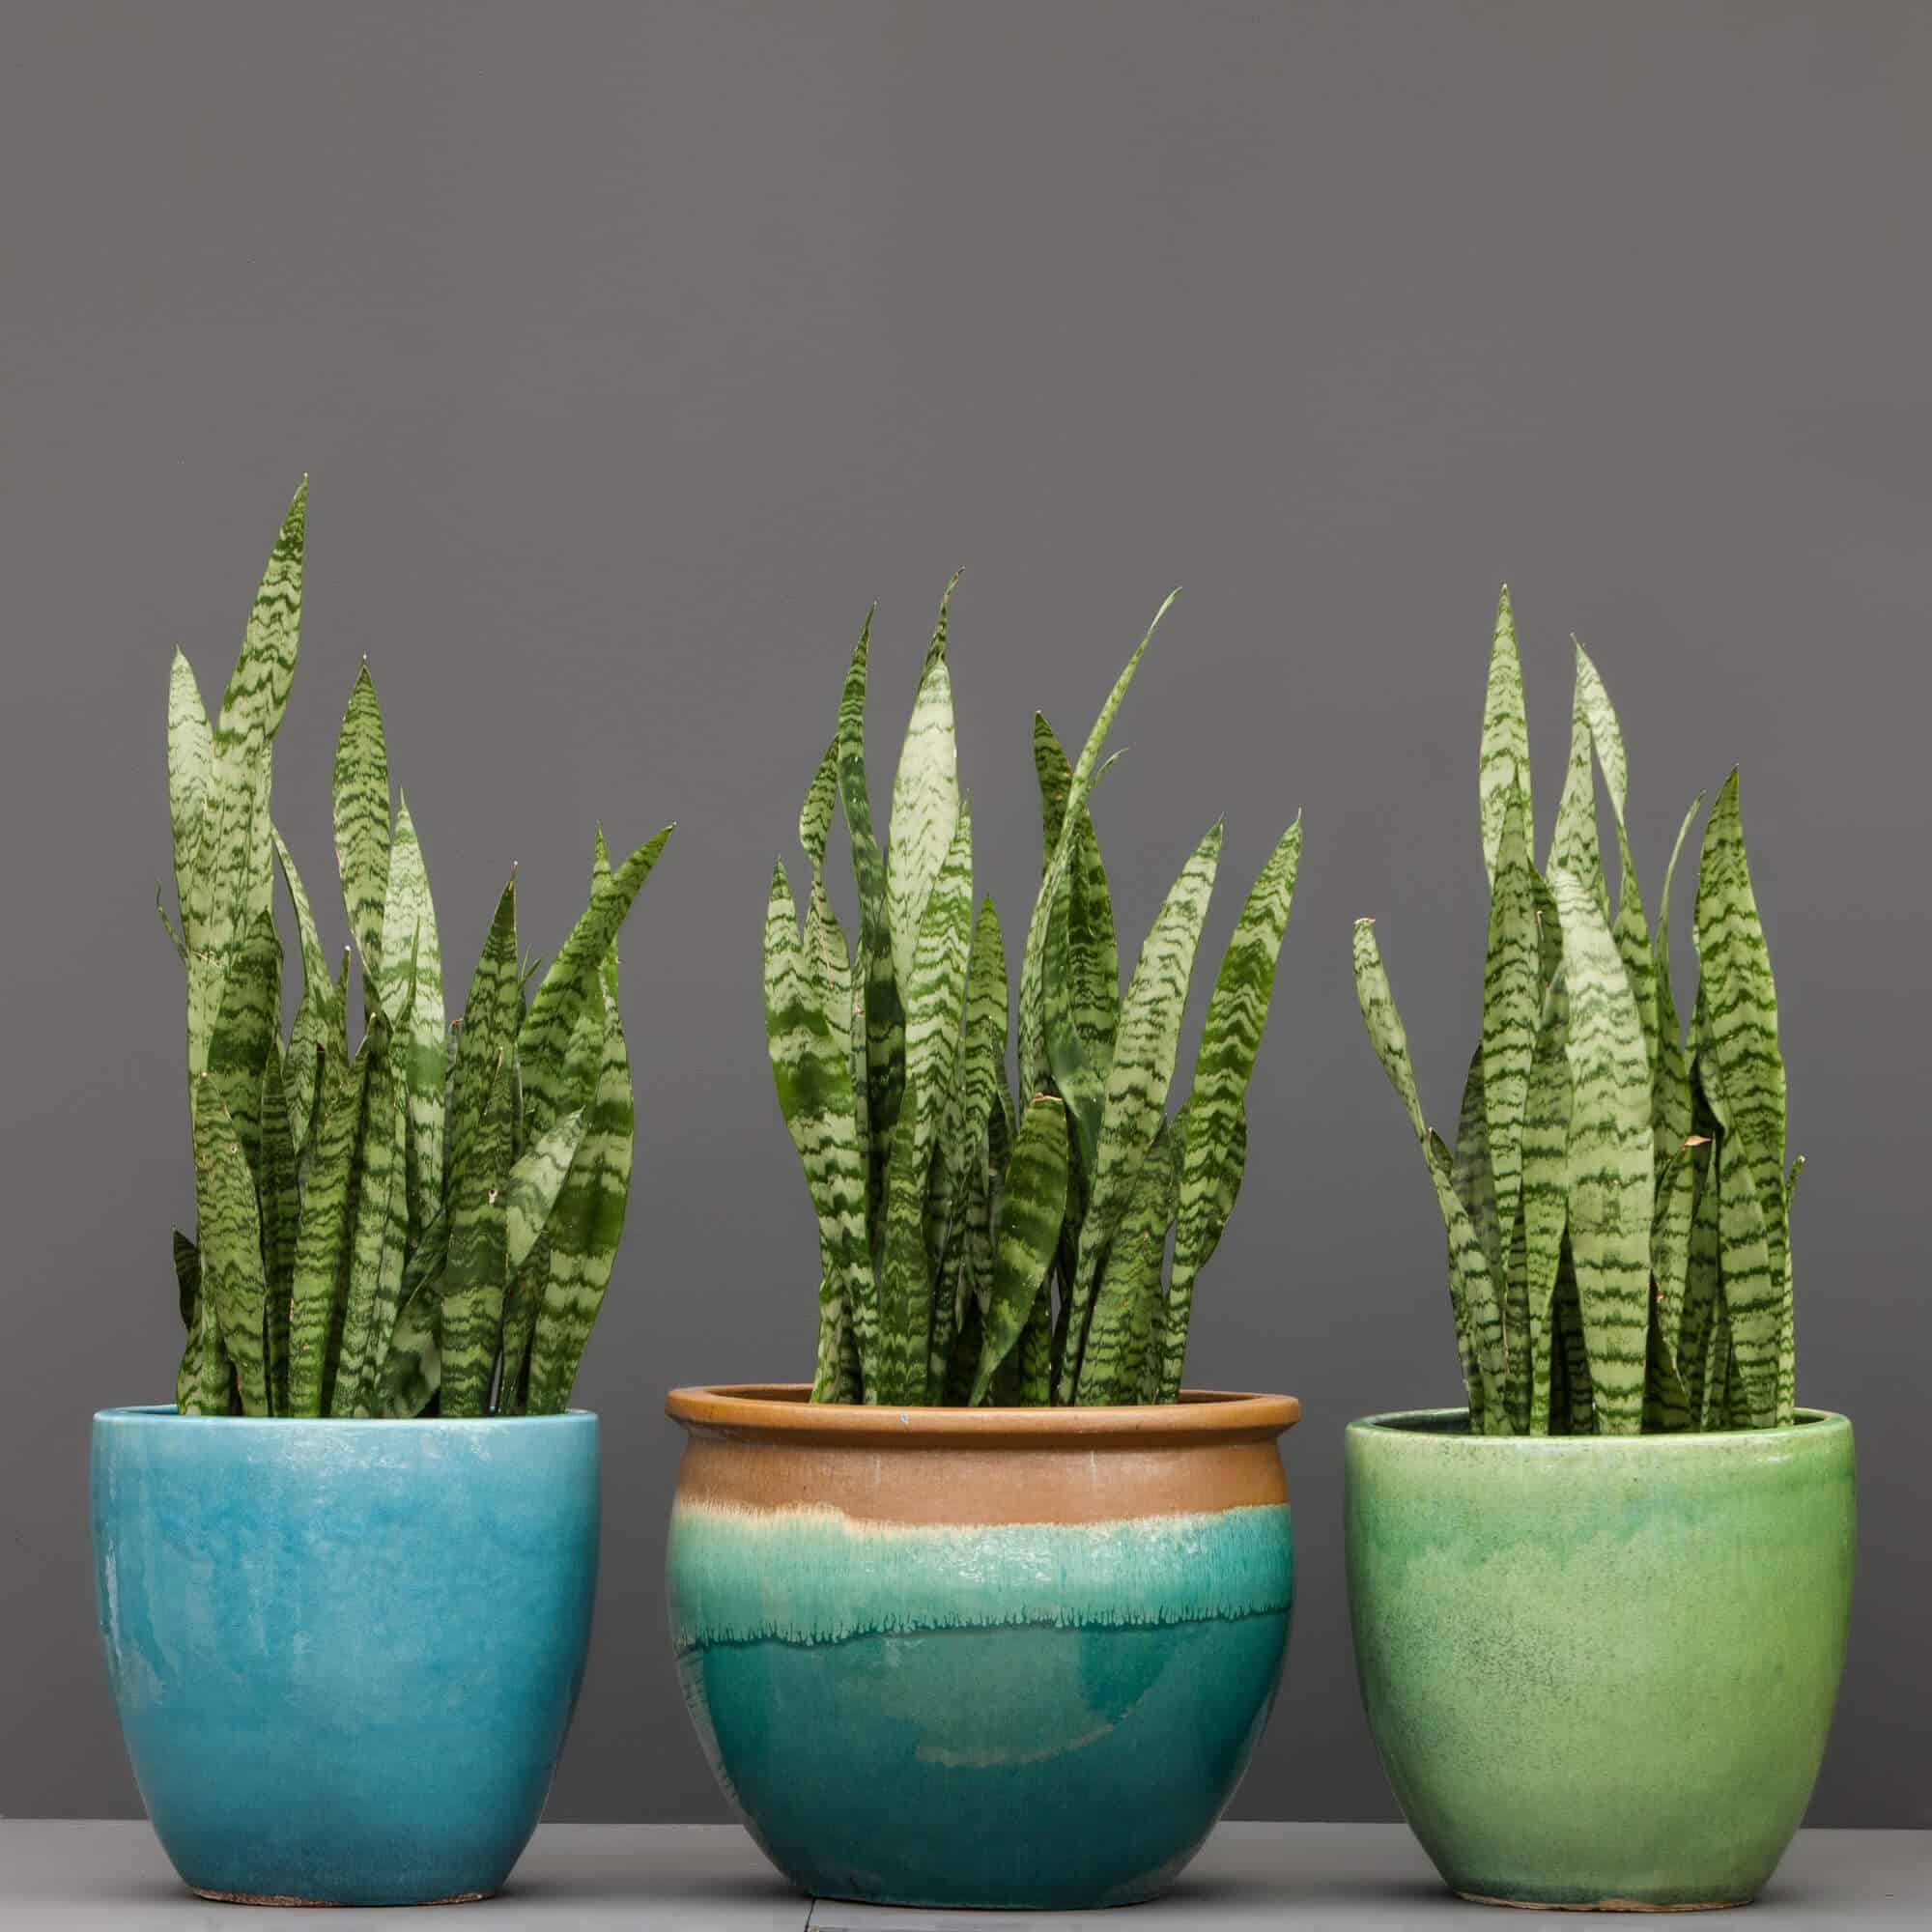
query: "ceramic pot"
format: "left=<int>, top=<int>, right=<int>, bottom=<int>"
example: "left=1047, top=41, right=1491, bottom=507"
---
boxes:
left=91, top=1406, right=599, bottom=1906
left=1346, top=1406, right=1855, bottom=1912
left=665, top=1384, right=1298, bottom=1910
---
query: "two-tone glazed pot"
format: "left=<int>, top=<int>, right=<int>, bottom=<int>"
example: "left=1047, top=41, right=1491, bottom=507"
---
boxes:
left=665, top=1384, right=1298, bottom=1910
left=1346, top=1407, right=1855, bottom=1912
left=91, top=1406, right=600, bottom=1907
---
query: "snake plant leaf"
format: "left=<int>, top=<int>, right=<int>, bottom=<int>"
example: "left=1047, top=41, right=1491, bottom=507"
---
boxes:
left=1058, top=818, right=1222, bottom=1401
left=374, top=1211, right=448, bottom=1419
left=379, top=797, right=447, bottom=1239
left=1550, top=1241, right=1596, bottom=1434
left=440, top=1054, right=513, bottom=1418
left=972, top=1094, right=1070, bottom=1406
left=961, top=897, right=1014, bottom=1167
left=873, top=1073, right=933, bottom=1405
left=1643, top=1290, right=1692, bottom=1433
left=171, top=1232, right=206, bottom=1412
left=166, top=651, right=213, bottom=938
left=527, top=982, right=636, bottom=1414
left=1032, top=713, right=1072, bottom=875
left=1158, top=817, right=1301, bottom=1399
left=1478, top=586, right=1533, bottom=892
left=520, top=826, right=671, bottom=1140
left=1019, top=592, right=1176, bottom=1100
left=505, top=1110, right=588, bottom=1278
left=287, top=1042, right=368, bottom=1415
left=1651, top=1139, right=1702, bottom=1340
left=1693, top=771, right=1787, bottom=1200
left=1521, top=974, right=1572, bottom=1434
left=448, top=871, right=522, bottom=1195
left=1530, top=867, right=1563, bottom=998
left=590, top=826, right=622, bottom=1007
left=1350, top=919, right=1510, bottom=1419
left=331, top=1014, right=411, bottom=1416
left=213, top=479, right=306, bottom=762
left=191, top=1083, right=270, bottom=1415
left=1652, top=795, right=1704, bottom=1161
left=903, top=807, right=975, bottom=1163
left=205, top=910, right=282, bottom=1174
left=497, top=1244, right=544, bottom=1416
left=1676, top=1143, right=1722, bottom=1423
left=1572, top=640, right=1628, bottom=823
left=1548, top=865, right=1653, bottom=1435
left=1715, top=1126, right=1780, bottom=1428
left=887, top=576, right=962, bottom=996
left=1548, top=651, right=1609, bottom=921
left=1077, top=1118, right=1179, bottom=1404
left=156, top=888, right=187, bottom=963
left=764, top=860, right=875, bottom=1399
left=331, top=663, right=391, bottom=992
left=1451, top=1050, right=1507, bottom=1368
left=1033, top=714, right=1122, bottom=1072
left=1482, top=786, right=1538, bottom=1244
left=258, top=1045, right=299, bottom=1413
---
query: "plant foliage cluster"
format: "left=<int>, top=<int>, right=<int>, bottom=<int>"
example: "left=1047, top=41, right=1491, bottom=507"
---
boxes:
left=1353, top=590, right=1798, bottom=1435
left=162, top=484, right=668, bottom=1417
left=765, top=585, right=1301, bottom=1406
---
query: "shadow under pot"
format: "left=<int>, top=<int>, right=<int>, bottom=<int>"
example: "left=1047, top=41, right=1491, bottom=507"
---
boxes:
left=664, top=1384, right=1299, bottom=1912
left=1346, top=1406, right=1855, bottom=1913
left=90, top=1406, right=600, bottom=1907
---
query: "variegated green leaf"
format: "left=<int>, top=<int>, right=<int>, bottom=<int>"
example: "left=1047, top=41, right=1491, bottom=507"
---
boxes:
left=1572, top=639, right=1627, bottom=822
left=1019, top=592, right=1177, bottom=1100
left=527, top=984, right=636, bottom=1414
left=380, top=796, right=446, bottom=1239
left=287, top=1043, right=368, bottom=1415
left=1451, top=1050, right=1508, bottom=1380
left=331, top=663, right=390, bottom=990
left=1548, top=865, right=1653, bottom=1435
left=961, top=897, right=1014, bottom=1169
left=1077, top=1118, right=1178, bottom=1405
left=1482, top=786, right=1538, bottom=1245
left=330, top=1013, right=409, bottom=1416
left=1715, top=1126, right=1780, bottom=1428
left=1652, top=795, right=1704, bottom=1163
left=590, top=826, right=622, bottom=1007
left=1157, top=817, right=1301, bottom=1402
left=764, top=860, right=875, bottom=1400
left=1058, top=819, right=1221, bottom=1402
left=1351, top=920, right=1508, bottom=1419
left=1550, top=1242, right=1596, bottom=1434
left=1548, top=650, right=1608, bottom=920
left=1032, top=712, right=1071, bottom=876
left=505, top=1111, right=588, bottom=1277
left=447, top=872, right=522, bottom=1196
left=212, top=478, right=306, bottom=767
left=1676, top=1142, right=1723, bottom=1424
left=191, top=1082, right=270, bottom=1415
left=1478, top=585, right=1533, bottom=891
left=205, top=911, right=281, bottom=1173
left=521, top=825, right=670, bottom=1141
left=166, top=651, right=213, bottom=939
left=872, top=1071, right=932, bottom=1405
left=887, top=577, right=962, bottom=995
left=375, top=1214, right=448, bottom=1419
left=440, top=1055, right=513, bottom=1417
left=972, top=1094, right=1069, bottom=1406
left=258, top=1045, right=298, bottom=1413
left=1650, top=1139, right=1702, bottom=1340
left=902, top=807, right=975, bottom=1163
left=1521, top=973, right=1571, bottom=1435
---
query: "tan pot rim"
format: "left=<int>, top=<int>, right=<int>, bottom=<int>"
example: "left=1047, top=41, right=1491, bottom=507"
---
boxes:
left=666, top=1382, right=1299, bottom=1448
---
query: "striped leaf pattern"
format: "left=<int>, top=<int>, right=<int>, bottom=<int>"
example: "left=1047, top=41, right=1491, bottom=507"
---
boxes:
left=1548, top=651, right=1608, bottom=919
left=1058, top=820, right=1222, bottom=1401
left=887, top=577, right=961, bottom=995
left=439, top=1056, right=513, bottom=1417
left=191, top=1083, right=270, bottom=1415
left=166, top=651, right=213, bottom=937
left=1481, top=787, right=1538, bottom=1258
left=380, top=796, right=446, bottom=1239
left=331, top=663, right=391, bottom=990
left=1520, top=976, right=1571, bottom=1433
left=1548, top=866, right=1653, bottom=1434
left=1651, top=795, right=1704, bottom=1163
left=1158, top=817, right=1302, bottom=1401
left=1077, top=1119, right=1179, bottom=1404
left=1478, top=585, right=1533, bottom=890
left=972, top=1095, right=1069, bottom=1405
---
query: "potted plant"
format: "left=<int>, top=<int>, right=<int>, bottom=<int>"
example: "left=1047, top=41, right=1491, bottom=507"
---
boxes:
left=666, top=584, right=1303, bottom=1910
left=92, top=482, right=671, bottom=1907
left=1346, top=588, right=1854, bottom=1912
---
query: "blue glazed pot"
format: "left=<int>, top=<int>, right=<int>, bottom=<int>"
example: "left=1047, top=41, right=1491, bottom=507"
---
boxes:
left=91, top=1406, right=599, bottom=1906
left=666, top=1385, right=1299, bottom=1910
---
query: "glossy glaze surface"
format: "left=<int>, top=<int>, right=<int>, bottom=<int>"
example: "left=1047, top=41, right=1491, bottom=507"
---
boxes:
left=665, top=1385, right=1297, bottom=1909
left=91, top=1406, right=599, bottom=1907
left=1346, top=1407, right=1855, bottom=1912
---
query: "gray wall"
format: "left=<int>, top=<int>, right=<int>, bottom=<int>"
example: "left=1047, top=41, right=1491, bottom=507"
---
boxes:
left=3, top=2, right=1927, bottom=1827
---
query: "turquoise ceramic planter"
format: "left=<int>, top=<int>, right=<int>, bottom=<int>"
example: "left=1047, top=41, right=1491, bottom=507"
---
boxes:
left=1347, top=1407, right=1855, bottom=1912
left=666, top=1385, right=1299, bottom=1910
left=91, top=1406, right=599, bottom=1906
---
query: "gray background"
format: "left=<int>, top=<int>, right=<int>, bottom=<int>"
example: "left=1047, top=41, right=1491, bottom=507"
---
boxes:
left=2, top=1, right=1926, bottom=1828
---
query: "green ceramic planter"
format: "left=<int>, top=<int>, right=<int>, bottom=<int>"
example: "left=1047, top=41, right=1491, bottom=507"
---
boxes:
left=1347, top=1407, right=1854, bottom=1912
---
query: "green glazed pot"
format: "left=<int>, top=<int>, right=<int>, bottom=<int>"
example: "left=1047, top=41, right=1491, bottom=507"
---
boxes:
left=1346, top=1407, right=1854, bottom=1912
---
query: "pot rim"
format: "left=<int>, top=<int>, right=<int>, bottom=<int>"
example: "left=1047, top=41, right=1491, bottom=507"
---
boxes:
left=93, top=1404, right=597, bottom=1428
left=665, top=1382, right=1298, bottom=1447
left=1347, top=1404, right=1848, bottom=1446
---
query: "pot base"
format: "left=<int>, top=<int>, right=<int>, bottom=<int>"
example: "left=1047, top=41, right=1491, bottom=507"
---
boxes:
left=1457, top=1892, right=1752, bottom=1915
left=189, top=1888, right=494, bottom=1909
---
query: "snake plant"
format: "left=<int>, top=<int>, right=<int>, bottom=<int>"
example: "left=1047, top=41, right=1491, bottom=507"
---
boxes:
left=1352, top=587, right=1798, bottom=1435
left=161, top=481, right=670, bottom=1418
left=765, top=583, right=1301, bottom=1406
